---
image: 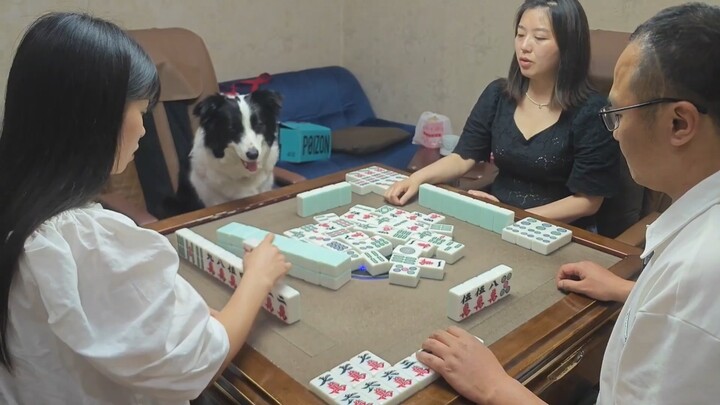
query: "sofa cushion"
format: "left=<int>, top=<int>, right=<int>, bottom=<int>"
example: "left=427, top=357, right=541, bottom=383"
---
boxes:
left=331, top=126, right=411, bottom=155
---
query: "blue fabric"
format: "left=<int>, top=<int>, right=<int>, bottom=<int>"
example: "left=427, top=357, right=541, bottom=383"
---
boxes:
left=220, top=66, right=417, bottom=179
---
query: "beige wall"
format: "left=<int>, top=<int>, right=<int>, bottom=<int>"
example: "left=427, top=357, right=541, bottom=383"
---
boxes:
left=344, top=0, right=720, bottom=130
left=0, top=0, right=343, bottom=108
left=2, top=0, right=719, bottom=128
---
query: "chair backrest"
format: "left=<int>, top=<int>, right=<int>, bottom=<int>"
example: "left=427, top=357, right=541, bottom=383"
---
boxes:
left=589, top=30, right=631, bottom=95
left=220, top=66, right=376, bottom=130
left=588, top=29, right=671, bottom=237
left=103, top=27, right=219, bottom=216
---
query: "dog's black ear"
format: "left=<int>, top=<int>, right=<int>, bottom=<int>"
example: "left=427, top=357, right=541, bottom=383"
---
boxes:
left=251, top=90, right=283, bottom=115
left=192, top=94, right=227, bottom=118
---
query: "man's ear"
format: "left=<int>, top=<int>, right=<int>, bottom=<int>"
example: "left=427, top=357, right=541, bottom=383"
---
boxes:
left=669, top=101, right=700, bottom=147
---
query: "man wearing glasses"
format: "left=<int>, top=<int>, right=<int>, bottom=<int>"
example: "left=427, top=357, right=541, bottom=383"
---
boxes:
left=417, top=3, right=720, bottom=404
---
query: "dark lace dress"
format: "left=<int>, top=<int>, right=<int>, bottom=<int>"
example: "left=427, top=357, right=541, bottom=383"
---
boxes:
left=453, top=79, right=620, bottom=228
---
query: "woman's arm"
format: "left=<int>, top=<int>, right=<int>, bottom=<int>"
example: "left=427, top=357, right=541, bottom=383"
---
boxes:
left=526, top=193, right=603, bottom=223
left=212, top=234, right=290, bottom=380
left=385, top=153, right=476, bottom=205
left=410, top=153, right=478, bottom=185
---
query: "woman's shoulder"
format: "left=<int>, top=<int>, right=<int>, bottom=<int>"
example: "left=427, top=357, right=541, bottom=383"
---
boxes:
left=27, top=204, right=147, bottom=249
left=570, top=91, right=608, bottom=124
left=485, top=78, right=508, bottom=96
left=583, top=91, right=608, bottom=108
left=577, top=91, right=608, bottom=112
left=42, top=203, right=136, bottom=229
left=476, top=78, right=510, bottom=105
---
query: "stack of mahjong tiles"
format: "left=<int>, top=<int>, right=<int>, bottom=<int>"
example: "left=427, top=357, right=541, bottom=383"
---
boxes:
left=296, top=165, right=409, bottom=219
left=344, top=165, right=409, bottom=195
left=501, top=217, right=573, bottom=255
left=309, top=350, right=438, bottom=404
left=174, top=228, right=301, bottom=324
left=447, top=264, right=512, bottom=322
left=418, top=183, right=515, bottom=234
left=284, top=203, right=466, bottom=288
left=216, top=222, right=354, bottom=291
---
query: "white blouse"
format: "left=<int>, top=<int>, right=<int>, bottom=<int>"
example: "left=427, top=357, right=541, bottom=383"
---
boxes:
left=0, top=204, right=229, bottom=405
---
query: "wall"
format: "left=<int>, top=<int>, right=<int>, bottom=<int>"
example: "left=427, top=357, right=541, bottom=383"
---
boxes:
left=2, top=0, right=719, bottom=128
left=343, top=0, right=720, bottom=130
left=0, top=0, right=343, bottom=110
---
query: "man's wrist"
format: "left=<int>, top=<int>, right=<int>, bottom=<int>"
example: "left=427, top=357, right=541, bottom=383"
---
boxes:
left=613, top=279, right=635, bottom=303
left=472, top=375, right=517, bottom=404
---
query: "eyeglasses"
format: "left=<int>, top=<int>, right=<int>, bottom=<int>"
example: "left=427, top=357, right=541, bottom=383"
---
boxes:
left=598, top=98, right=708, bottom=131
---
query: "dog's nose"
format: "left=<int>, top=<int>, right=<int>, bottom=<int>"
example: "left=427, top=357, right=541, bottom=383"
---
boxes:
left=246, top=148, right=259, bottom=161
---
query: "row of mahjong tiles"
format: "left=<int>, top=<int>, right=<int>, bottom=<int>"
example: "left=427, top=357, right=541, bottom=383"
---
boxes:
left=283, top=204, right=572, bottom=281
left=287, top=204, right=464, bottom=283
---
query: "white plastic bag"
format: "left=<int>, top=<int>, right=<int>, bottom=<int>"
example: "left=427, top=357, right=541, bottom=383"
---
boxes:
left=413, top=112, right=453, bottom=149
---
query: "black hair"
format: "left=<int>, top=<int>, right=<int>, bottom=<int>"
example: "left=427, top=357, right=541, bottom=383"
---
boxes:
left=629, top=2, right=720, bottom=128
left=505, top=0, right=592, bottom=110
left=0, top=12, right=159, bottom=370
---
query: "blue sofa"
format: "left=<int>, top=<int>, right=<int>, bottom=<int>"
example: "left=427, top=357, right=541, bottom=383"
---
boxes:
left=219, top=66, right=418, bottom=179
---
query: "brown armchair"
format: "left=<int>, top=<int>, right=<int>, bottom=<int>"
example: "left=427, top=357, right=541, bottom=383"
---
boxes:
left=99, top=28, right=304, bottom=226
left=588, top=29, right=671, bottom=246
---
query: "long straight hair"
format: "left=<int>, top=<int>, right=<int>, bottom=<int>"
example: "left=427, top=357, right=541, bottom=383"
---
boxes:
left=505, top=0, right=593, bottom=110
left=0, top=12, right=159, bottom=370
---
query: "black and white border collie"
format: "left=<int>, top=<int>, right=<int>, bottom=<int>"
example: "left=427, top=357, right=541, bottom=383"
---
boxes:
left=165, top=90, right=282, bottom=215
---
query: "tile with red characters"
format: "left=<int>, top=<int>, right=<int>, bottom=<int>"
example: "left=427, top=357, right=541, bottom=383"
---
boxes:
left=394, top=351, right=439, bottom=393
left=353, top=211, right=381, bottom=226
left=309, top=371, right=352, bottom=404
left=353, top=379, right=400, bottom=405
left=352, top=350, right=390, bottom=376
left=330, top=360, right=373, bottom=387
left=382, top=208, right=410, bottom=221
left=375, top=368, right=423, bottom=403
left=315, top=222, right=344, bottom=234
left=264, top=285, right=300, bottom=325
left=340, top=211, right=362, bottom=223
left=417, top=212, right=446, bottom=227
left=334, top=392, right=377, bottom=405
left=403, top=211, right=429, bottom=223
left=447, top=265, right=513, bottom=322
left=335, top=230, right=371, bottom=243
left=406, top=239, right=437, bottom=257
left=416, top=257, right=446, bottom=280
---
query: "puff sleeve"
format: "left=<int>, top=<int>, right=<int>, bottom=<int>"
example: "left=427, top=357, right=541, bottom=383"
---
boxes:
left=453, top=79, right=505, bottom=162
left=20, top=205, right=229, bottom=401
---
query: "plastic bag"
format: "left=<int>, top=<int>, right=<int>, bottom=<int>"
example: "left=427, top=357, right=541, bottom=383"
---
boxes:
left=412, top=112, right=453, bottom=149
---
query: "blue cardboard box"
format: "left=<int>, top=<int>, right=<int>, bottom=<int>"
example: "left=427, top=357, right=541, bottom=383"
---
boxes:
left=278, top=122, right=332, bottom=163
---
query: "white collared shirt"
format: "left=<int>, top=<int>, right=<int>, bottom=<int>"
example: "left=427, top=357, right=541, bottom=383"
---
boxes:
left=0, top=205, right=229, bottom=405
left=597, top=170, right=720, bottom=404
